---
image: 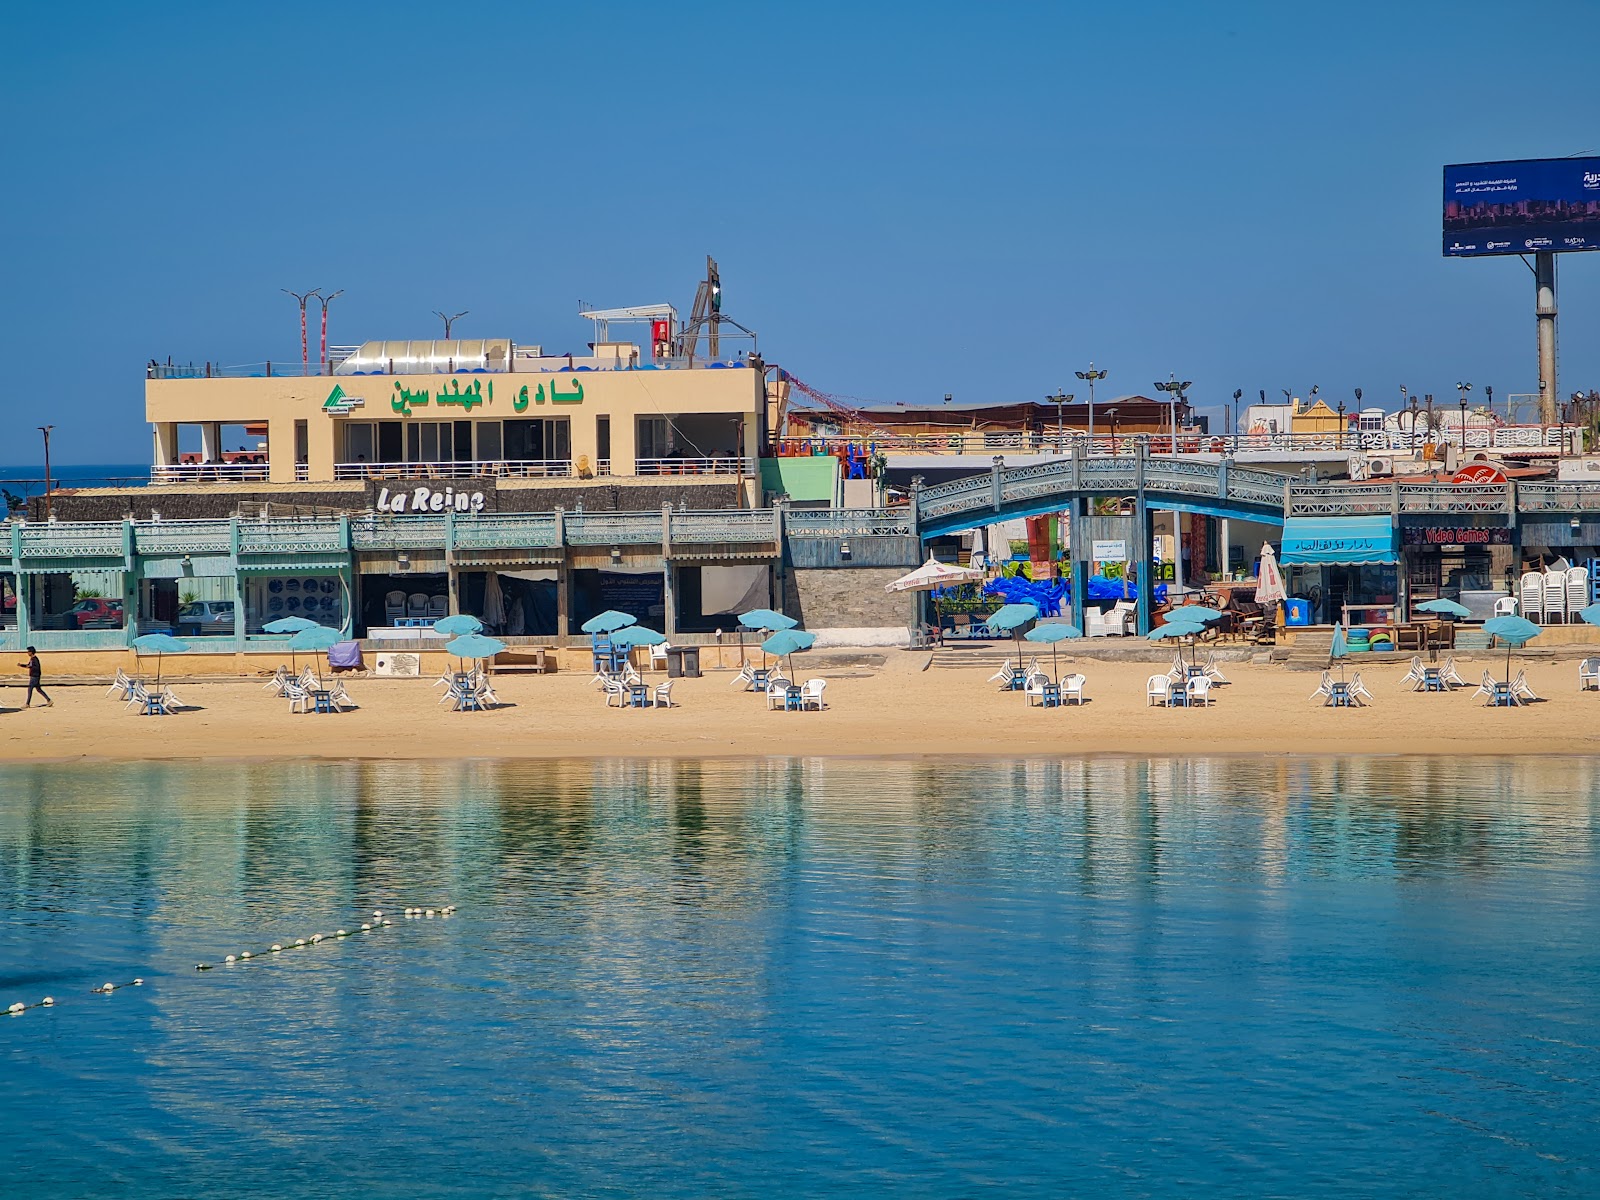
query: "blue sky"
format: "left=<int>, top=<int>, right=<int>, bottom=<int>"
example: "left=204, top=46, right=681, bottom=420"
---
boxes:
left=4, top=0, right=1600, bottom=462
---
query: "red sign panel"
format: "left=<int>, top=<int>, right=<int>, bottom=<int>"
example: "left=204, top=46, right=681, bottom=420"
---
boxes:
left=1452, top=463, right=1507, bottom=485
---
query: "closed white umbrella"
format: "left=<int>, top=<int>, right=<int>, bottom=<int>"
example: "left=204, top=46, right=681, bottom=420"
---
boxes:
left=1255, top=543, right=1287, bottom=606
left=885, top=556, right=985, bottom=593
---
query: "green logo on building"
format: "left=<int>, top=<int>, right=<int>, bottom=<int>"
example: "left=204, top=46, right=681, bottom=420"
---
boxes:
left=323, top=384, right=363, bottom=415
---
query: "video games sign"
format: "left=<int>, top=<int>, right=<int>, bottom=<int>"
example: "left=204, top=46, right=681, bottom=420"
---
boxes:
left=1444, top=157, right=1600, bottom=257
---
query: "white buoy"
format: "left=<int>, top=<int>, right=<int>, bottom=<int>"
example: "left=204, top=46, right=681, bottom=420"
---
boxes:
left=8, top=1002, right=23, bottom=1014
left=336, top=929, right=348, bottom=937
left=224, top=955, right=236, bottom=964
left=294, top=939, right=306, bottom=947
left=271, top=944, right=283, bottom=952
left=360, top=923, right=371, bottom=931
left=310, top=934, right=323, bottom=943
left=133, top=979, right=143, bottom=986
left=425, top=909, right=435, bottom=918
left=41, top=997, right=53, bottom=1006
left=382, top=919, right=393, bottom=926
left=373, top=910, right=383, bottom=918
left=240, top=951, right=253, bottom=959
left=101, top=983, right=115, bottom=993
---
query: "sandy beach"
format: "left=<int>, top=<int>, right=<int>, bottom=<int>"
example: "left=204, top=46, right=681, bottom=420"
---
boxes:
left=1, top=652, right=1597, bottom=762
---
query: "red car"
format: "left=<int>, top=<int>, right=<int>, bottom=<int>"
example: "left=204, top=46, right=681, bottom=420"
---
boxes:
left=55, top=597, right=123, bottom=629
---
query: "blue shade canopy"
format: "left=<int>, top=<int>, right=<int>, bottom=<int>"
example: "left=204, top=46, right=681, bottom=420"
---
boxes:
left=288, top=625, right=344, bottom=652
left=1281, top=515, right=1398, bottom=565
left=1330, top=622, right=1349, bottom=659
left=986, top=603, right=1040, bottom=632
left=739, top=609, right=797, bottom=632
left=133, top=633, right=190, bottom=654
left=1146, top=623, right=1201, bottom=641
left=580, top=610, right=638, bottom=635
left=1170, top=606, right=1224, bottom=623
left=445, top=633, right=508, bottom=660
left=609, top=625, right=666, bottom=648
left=1024, top=623, right=1083, bottom=643
left=262, top=616, right=321, bottom=634
left=432, top=614, right=484, bottom=637
left=1483, top=615, right=1540, bottom=646
left=1578, top=603, right=1600, bottom=627
left=1415, top=598, right=1472, bottom=618
left=762, top=629, right=817, bottom=657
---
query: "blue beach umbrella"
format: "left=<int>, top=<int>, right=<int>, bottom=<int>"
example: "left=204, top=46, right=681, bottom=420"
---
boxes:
left=610, top=625, right=666, bottom=667
left=132, top=632, right=189, bottom=689
left=445, top=633, right=508, bottom=670
left=1170, top=605, right=1224, bottom=624
left=1023, top=622, right=1083, bottom=679
left=762, top=628, right=816, bottom=677
left=1577, top=603, right=1600, bottom=627
left=1329, top=621, right=1350, bottom=682
left=739, top=609, right=797, bottom=632
left=263, top=616, right=320, bottom=634
left=1148, top=615, right=1208, bottom=669
left=987, top=601, right=1041, bottom=665
left=1414, top=598, right=1471, bottom=619
left=288, top=624, right=343, bottom=679
left=580, top=610, right=638, bottom=635
left=1484, top=614, right=1541, bottom=684
left=432, top=614, right=484, bottom=637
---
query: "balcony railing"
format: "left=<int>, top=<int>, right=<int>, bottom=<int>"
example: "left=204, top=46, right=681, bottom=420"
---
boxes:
left=237, top=518, right=345, bottom=555
left=131, top=520, right=234, bottom=555
left=635, top=456, right=753, bottom=477
left=153, top=462, right=273, bottom=485
left=18, top=521, right=126, bottom=558
left=785, top=509, right=914, bottom=538
left=671, top=510, right=780, bottom=543
left=451, top=513, right=562, bottom=550
left=334, top=460, right=573, bottom=481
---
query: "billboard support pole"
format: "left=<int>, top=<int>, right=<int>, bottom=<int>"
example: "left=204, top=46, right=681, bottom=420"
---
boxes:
left=1535, top=251, right=1558, bottom=426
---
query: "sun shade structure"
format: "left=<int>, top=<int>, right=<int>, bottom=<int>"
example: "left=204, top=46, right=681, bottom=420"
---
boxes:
left=132, top=632, right=189, bottom=689
left=1483, top=614, right=1541, bottom=684
left=444, top=633, right=508, bottom=661
left=885, top=557, right=985, bottom=593
left=287, top=623, right=344, bottom=680
left=1023, top=622, right=1082, bottom=680
left=986, top=603, right=1040, bottom=633
left=432, top=614, right=484, bottom=637
left=610, top=625, right=666, bottom=648
left=738, top=609, right=797, bottom=632
left=1414, top=598, right=1472, bottom=619
left=1280, top=515, right=1399, bottom=566
left=580, top=611, right=638, bottom=635
left=762, top=628, right=817, bottom=678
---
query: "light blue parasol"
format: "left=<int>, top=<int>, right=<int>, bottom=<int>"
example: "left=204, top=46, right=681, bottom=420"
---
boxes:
left=739, top=609, right=797, bottom=632
left=1483, top=614, right=1541, bottom=684
left=1414, top=598, right=1471, bottom=619
left=1578, top=603, right=1600, bottom=627
left=762, top=628, right=816, bottom=677
left=445, top=633, right=508, bottom=662
left=132, top=632, right=189, bottom=689
left=263, top=616, right=320, bottom=634
left=1023, top=622, right=1082, bottom=679
left=610, top=625, right=666, bottom=649
left=288, top=624, right=344, bottom=679
left=580, top=610, right=638, bottom=635
left=432, top=614, right=484, bottom=637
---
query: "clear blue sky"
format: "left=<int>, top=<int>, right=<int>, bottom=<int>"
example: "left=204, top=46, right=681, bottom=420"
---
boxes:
left=4, top=0, right=1600, bottom=462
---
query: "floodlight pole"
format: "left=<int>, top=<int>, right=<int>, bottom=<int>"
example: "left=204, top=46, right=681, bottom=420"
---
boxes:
left=316, top=289, right=344, bottom=370
left=38, top=426, right=53, bottom=521
left=1534, top=252, right=1558, bottom=425
left=1075, top=365, right=1107, bottom=451
left=282, top=289, right=320, bottom=369
left=434, top=310, right=469, bottom=339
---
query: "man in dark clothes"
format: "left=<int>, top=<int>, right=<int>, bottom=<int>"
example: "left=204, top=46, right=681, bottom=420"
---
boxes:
left=19, top=646, right=52, bottom=707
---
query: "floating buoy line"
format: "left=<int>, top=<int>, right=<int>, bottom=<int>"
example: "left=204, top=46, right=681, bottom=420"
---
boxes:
left=5, top=904, right=455, bottom=1019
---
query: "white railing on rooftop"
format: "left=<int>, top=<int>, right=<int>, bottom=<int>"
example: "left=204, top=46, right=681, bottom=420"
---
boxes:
left=153, top=462, right=273, bottom=484
left=635, top=456, right=753, bottom=477
left=334, top=460, right=572, bottom=481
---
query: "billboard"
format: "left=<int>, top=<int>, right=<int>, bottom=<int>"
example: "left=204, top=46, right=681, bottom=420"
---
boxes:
left=1443, top=157, right=1600, bottom=257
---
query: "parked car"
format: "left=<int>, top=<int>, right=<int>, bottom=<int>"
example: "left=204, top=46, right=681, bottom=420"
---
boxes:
left=42, top=597, right=124, bottom=629
left=176, top=600, right=236, bottom=636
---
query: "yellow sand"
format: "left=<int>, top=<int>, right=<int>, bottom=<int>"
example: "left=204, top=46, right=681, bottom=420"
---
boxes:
left=1, top=654, right=1595, bottom=762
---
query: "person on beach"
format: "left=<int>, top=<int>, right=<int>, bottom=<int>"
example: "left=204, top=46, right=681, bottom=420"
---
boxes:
left=19, top=646, right=52, bottom=707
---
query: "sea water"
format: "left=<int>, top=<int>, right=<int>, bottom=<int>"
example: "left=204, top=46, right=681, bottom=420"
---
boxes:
left=1, top=757, right=1597, bottom=1197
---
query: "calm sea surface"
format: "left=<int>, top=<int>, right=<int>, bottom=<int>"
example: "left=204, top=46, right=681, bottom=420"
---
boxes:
left=2, top=757, right=1598, bottom=1198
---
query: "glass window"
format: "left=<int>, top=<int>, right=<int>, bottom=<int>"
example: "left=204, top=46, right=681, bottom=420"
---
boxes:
left=505, top=420, right=537, bottom=461
left=242, top=574, right=347, bottom=635
left=377, top=421, right=404, bottom=463
left=549, top=418, right=570, bottom=460
left=29, top=571, right=125, bottom=631
left=454, top=420, right=473, bottom=462
left=407, top=423, right=421, bottom=462
left=476, top=421, right=502, bottom=463
left=639, top=416, right=668, bottom=459
left=345, top=423, right=374, bottom=463
left=0, top=573, right=17, bottom=631
left=421, top=422, right=440, bottom=463
left=139, top=577, right=236, bottom=638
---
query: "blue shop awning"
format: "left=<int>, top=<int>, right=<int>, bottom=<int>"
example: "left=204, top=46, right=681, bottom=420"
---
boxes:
left=1281, top=515, right=1397, bottom=566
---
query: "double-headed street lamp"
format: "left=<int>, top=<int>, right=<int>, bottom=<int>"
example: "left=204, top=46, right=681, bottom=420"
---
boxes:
left=1154, top=375, right=1192, bottom=455
left=1456, top=381, right=1472, bottom=448
left=1075, top=364, right=1108, bottom=449
left=1044, top=390, right=1075, bottom=449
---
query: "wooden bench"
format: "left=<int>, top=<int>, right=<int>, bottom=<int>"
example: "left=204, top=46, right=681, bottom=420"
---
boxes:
left=493, top=647, right=554, bottom=674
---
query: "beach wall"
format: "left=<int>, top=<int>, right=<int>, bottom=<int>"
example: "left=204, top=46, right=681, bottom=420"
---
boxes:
left=782, top=567, right=915, bottom=631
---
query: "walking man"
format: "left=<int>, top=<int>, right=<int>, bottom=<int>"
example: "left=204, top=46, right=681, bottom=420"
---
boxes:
left=19, top=646, right=52, bottom=707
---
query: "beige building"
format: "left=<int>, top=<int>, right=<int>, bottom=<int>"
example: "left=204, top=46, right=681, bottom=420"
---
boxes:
left=147, top=339, right=768, bottom=485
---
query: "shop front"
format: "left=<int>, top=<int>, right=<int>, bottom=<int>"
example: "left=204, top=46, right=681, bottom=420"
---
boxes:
left=1280, top=514, right=1400, bottom=625
left=1400, top=523, right=1514, bottom=619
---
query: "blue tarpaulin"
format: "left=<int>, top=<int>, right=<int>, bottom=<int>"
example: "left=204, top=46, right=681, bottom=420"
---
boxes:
left=1281, top=516, right=1397, bottom=565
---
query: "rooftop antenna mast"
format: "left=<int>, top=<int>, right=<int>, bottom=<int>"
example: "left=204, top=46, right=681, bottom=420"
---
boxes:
left=282, top=288, right=321, bottom=369
left=676, top=255, right=757, bottom=365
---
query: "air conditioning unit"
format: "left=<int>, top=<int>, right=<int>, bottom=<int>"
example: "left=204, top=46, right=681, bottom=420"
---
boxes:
left=375, top=653, right=421, bottom=677
left=1366, top=456, right=1394, bottom=477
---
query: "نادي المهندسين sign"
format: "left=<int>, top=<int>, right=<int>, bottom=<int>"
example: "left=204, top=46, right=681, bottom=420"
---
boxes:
left=1091, top=539, right=1127, bottom=562
left=375, top=485, right=486, bottom=514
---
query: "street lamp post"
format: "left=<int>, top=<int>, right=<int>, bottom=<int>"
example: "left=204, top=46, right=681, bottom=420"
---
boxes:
left=1456, top=381, right=1472, bottom=449
left=1231, top=389, right=1243, bottom=450
left=1337, top=401, right=1347, bottom=451
left=38, top=425, right=53, bottom=521
left=1045, top=390, right=1074, bottom=452
left=1408, top=397, right=1420, bottom=452
left=1075, top=364, right=1108, bottom=452
left=1153, top=375, right=1192, bottom=456
left=434, top=310, right=469, bottom=339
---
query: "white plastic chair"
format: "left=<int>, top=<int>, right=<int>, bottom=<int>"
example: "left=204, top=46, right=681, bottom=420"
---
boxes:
left=650, top=642, right=670, bottom=672
left=1024, top=672, right=1050, bottom=706
left=766, top=680, right=790, bottom=711
left=284, top=682, right=312, bottom=714
left=602, top=677, right=628, bottom=708
left=1493, top=596, right=1519, bottom=618
left=1147, top=674, right=1172, bottom=707
left=107, top=667, right=132, bottom=698
left=1201, top=652, right=1228, bottom=684
left=384, top=590, right=407, bottom=624
left=1543, top=571, right=1568, bottom=624
left=1186, top=676, right=1213, bottom=707
left=730, top=662, right=756, bottom=688
left=1472, top=671, right=1496, bottom=703
left=1511, top=670, right=1538, bottom=703
left=1349, top=673, right=1374, bottom=706
left=1519, top=573, right=1543, bottom=624
left=987, top=659, right=1015, bottom=685
left=1580, top=658, right=1600, bottom=691
left=801, top=678, right=827, bottom=710
left=1309, top=671, right=1334, bottom=701
left=652, top=679, right=675, bottom=708
left=1399, top=656, right=1424, bottom=687
left=1568, top=566, right=1590, bottom=616
left=1061, top=674, right=1087, bottom=705
left=328, top=681, right=357, bottom=711
left=1440, top=657, right=1466, bottom=687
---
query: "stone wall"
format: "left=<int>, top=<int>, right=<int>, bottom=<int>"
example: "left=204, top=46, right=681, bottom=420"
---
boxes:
left=783, top=567, right=916, bottom=629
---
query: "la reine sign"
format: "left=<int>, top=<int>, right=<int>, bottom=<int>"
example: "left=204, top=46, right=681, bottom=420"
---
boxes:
left=376, top=485, right=486, bottom=514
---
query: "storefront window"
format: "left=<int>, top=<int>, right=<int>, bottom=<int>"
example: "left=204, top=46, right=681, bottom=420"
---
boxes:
left=28, top=571, right=125, bottom=632
left=137, top=577, right=237, bottom=638
left=0, top=573, right=17, bottom=632
left=242, top=573, right=347, bottom=634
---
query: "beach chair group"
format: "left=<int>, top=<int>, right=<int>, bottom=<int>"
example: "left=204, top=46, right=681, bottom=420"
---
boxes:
left=764, top=675, right=827, bottom=711
left=266, top=665, right=355, bottom=714
left=1148, top=673, right=1214, bottom=707
left=436, top=668, right=498, bottom=712
left=109, top=668, right=184, bottom=716
left=1398, top=656, right=1467, bottom=692
left=1517, top=565, right=1590, bottom=624
left=1472, top=669, right=1539, bottom=707
left=1024, top=670, right=1086, bottom=707
left=1309, top=671, right=1374, bottom=707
